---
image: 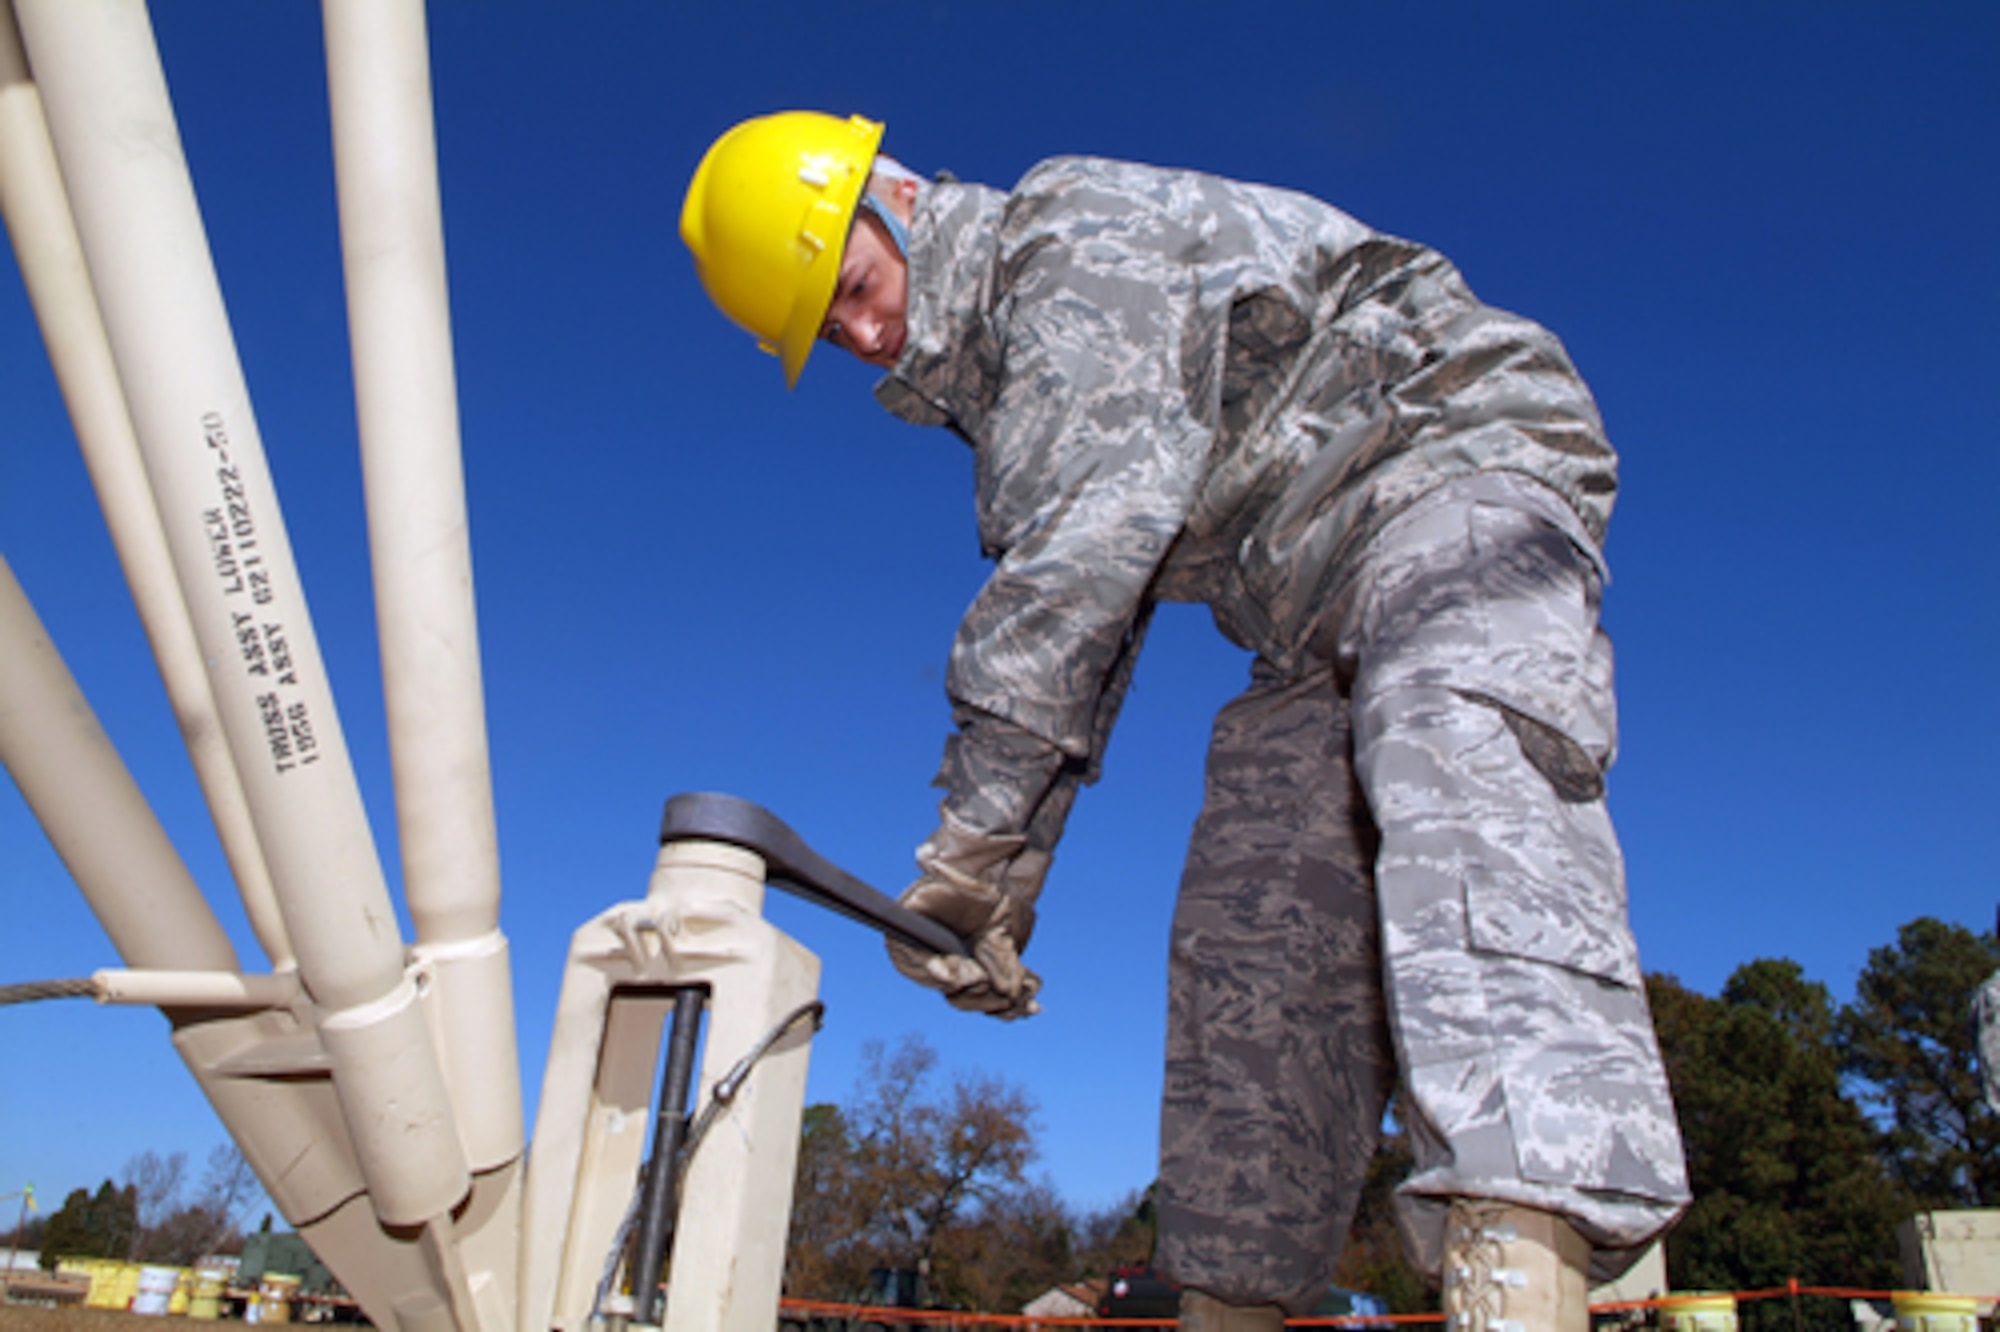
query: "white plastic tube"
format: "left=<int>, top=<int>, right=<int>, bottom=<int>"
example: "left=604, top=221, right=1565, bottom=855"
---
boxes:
left=13, top=0, right=467, bottom=1228
left=0, top=0, right=293, bottom=971
left=92, top=968, right=302, bottom=1009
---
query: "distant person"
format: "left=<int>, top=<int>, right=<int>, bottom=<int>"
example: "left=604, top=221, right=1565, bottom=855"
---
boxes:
left=1976, top=908, right=2000, bottom=1115
left=680, top=111, right=1689, bottom=1332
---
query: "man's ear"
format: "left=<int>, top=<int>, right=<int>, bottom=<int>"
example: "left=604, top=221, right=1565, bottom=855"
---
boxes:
left=890, top=174, right=920, bottom=221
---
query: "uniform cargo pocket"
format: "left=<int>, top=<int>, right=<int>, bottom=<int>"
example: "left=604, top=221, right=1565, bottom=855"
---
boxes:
left=1456, top=692, right=1638, bottom=987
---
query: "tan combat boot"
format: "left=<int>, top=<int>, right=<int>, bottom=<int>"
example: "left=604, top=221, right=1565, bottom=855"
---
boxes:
left=1440, top=1201, right=1591, bottom=1332
left=1178, top=1290, right=1286, bottom=1332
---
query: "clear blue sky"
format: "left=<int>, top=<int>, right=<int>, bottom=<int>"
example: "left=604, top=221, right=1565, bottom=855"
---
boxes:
left=3, top=2, right=1997, bottom=1227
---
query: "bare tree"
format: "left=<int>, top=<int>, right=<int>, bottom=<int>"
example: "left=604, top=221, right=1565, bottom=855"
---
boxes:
left=113, top=1146, right=266, bottom=1265
left=183, top=1145, right=264, bottom=1261
left=121, top=1151, right=188, bottom=1260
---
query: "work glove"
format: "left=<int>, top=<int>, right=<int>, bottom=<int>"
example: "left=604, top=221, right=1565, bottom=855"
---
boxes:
left=885, top=813, right=1052, bottom=1020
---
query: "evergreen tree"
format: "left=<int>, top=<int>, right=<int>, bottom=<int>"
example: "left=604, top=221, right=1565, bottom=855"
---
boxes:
left=1650, top=964, right=1904, bottom=1327
left=784, top=1102, right=862, bottom=1297
left=1837, top=916, right=2000, bottom=1207
left=93, top=1181, right=137, bottom=1262
left=36, top=1180, right=137, bottom=1268
left=36, top=1189, right=93, bottom=1270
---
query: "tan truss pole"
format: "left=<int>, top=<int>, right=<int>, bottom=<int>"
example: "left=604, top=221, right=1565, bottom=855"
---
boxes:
left=10, top=2, right=478, bottom=1326
left=0, top=0, right=292, bottom=972
left=324, top=1, right=523, bottom=1324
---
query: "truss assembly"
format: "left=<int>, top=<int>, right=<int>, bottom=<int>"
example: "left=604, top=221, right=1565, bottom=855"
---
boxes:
left=0, top=5, right=962, bottom=1331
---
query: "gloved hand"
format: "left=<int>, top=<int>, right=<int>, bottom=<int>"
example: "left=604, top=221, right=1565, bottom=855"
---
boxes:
left=885, top=813, right=1052, bottom=1020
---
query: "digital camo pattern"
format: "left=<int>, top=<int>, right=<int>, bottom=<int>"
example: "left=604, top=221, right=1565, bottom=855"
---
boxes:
left=1975, top=970, right=2000, bottom=1115
left=1331, top=485, right=1687, bottom=1282
left=933, top=605, right=1154, bottom=848
left=1153, top=487, right=1686, bottom=1303
left=872, top=158, right=1684, bottom=1289
left=876, top=158, right=1618, bottom=834
left=1153, top=662, right=1394, bottom=1314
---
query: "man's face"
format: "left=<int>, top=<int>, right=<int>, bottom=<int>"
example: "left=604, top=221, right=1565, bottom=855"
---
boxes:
left=819, top=209, right=909, bottom=370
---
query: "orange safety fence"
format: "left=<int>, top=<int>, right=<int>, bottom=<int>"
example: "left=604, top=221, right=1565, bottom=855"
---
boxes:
left=781, top=1281, right=2000, bottom=1328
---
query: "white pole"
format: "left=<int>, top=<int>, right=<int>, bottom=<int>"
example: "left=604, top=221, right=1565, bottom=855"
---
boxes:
left=0, top=0, right=294, bottom=971
left=13, top=0, right=467, bottom=1230
left=321, top=0, right=521, bottom=1174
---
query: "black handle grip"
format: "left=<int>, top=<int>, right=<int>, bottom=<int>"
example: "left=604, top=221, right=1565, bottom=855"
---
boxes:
left=658, top=792, right=971, bottom=958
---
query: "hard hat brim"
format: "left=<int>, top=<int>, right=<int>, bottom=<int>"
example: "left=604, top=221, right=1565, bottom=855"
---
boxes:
left=774, top=116, right=883, bottom=389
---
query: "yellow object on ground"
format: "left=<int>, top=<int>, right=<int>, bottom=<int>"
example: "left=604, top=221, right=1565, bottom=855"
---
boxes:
left=61, top=1257, right=141, bottom=1310
left=1661, top=1292, right=1738, bottom=1331
left=258, top=1272, right=302, bottom=1324
left=188, top=1269, right=229, bottom=1320
left=1891, top=1291, right=1979, bottom=1331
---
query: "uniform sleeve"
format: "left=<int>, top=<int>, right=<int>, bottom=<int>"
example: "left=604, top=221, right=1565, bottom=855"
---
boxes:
left=937, top=225, right=1214, bottom=837
left=938, top=603, right=1153, bottom=846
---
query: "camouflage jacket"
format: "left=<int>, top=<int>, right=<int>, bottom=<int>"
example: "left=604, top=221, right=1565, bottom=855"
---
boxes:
left=875, top=158, right=1618, bottom=840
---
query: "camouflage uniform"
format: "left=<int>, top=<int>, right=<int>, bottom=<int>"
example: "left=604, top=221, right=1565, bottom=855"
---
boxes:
left=875, top=158, right=1689, bottom=1308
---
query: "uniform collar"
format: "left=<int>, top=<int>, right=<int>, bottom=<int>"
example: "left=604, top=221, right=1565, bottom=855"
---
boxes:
left=873, top=179, right=1008, bottom=432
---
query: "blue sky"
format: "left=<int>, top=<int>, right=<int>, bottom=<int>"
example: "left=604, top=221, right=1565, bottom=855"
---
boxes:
left=3, top=2, right=1997, bottom=1229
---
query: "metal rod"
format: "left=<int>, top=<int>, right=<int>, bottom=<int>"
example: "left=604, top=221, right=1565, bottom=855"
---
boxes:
left=0, top=0, right=292, bottom=970
left=630, top=987, right=706, bottom=1327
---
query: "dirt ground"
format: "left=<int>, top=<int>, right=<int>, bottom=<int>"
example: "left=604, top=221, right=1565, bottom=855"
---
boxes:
left=0, top=1310, right=181, bottom=1332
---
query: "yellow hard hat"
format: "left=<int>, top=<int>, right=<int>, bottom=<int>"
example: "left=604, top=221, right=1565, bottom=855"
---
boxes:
left=681, top=112, right=885, bottom=388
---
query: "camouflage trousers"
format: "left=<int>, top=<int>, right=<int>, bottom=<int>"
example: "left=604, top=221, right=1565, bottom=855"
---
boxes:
left=1154, top=479, right=1688, bottom=1311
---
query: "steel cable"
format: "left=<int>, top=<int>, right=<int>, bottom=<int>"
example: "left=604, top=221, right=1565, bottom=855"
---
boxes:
left=0, top=977, right=98, bottom=1006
